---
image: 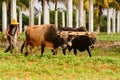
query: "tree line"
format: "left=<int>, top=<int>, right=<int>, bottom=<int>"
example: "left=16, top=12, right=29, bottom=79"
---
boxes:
left=0, top=0, right=120, bottom=35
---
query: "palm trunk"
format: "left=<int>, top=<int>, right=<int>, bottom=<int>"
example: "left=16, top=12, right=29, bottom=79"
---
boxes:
left=44, top=1, right=49, bottom=24
left=55, top=10, right=58, bottom=28
left=38, top=11, right=41, bottom=25
left=79, top=0, right=84, bottom=27
left=76, top=9, right=79, bottom=28
left=117, top=10, right=120, bottom=33
left=48, top=4, right=50, bottom=24
left=96, top=13, right=101, bottom=33
left=67, top=0, right=72, bottom=27
left=112, top=8, right=116, bottom=34
left=62, top=10, right=65, bottom=27
left=11, top=0, right=17, bottom=20
left=107, top=8, right=111, bottom=35
left=19, top=8, right=22, bottom=33
left=83, top=10, right=86, bottom=27
left=96, top=6, right=102, bottom=33
left=29, top=0, right=34, bottom=25
left=89, top=0, right=94, bottom=32
left=55, top=1, right=58, bottom=28
left=2, top=1, right=7, bottom=34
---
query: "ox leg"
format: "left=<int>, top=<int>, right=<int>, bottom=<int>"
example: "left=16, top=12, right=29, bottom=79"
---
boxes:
left=73, top=49, right=77, bottom=55
left=62, top=45, right=68, bottom=55
left=86, top=47, right=92, bottom=57
left=21, top=41, right=25, bottom=53
left=24, top=42, right=28, bottom=56
left=30, top=46, right=34, bottom=54
left=41, top=45, right=45, bottom=57
left=62, top=48, right=66, bottom=55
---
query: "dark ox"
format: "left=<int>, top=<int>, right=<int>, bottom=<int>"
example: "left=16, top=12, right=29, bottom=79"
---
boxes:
left=21, top=24, right=64, bottom=57
left=59, top=27, right=97, bottom=57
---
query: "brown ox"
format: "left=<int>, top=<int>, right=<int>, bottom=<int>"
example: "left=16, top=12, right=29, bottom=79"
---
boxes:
left=21, top=24, right=64, bottom=57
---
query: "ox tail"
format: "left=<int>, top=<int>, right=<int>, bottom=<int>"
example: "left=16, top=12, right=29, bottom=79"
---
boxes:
left=21, top=41, right=25, bottom=53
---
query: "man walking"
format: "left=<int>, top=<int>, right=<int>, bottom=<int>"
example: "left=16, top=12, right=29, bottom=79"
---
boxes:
left=4, top=19, right=19, bottom=53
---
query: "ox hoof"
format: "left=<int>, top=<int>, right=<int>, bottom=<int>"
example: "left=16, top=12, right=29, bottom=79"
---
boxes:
left=25, top=52, right=28, bottom=56
left=10, top=50, right=13, bottom=53
left=53, top=53, right=55, bottom=55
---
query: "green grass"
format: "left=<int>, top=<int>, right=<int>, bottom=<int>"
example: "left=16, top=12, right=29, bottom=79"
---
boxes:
left=97, top=32, right=120, bottom=41
left=0, top=47, right=120, bottom=80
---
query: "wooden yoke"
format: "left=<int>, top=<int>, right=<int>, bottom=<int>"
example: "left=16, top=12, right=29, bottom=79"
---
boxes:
left=57, top=31, right=97, bottom=37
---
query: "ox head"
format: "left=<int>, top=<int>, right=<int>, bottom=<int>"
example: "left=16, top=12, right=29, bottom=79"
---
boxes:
left=57, top=31, right=71, bottom=48
left=87, top=32, right=97, bottom=48
left=56, top=35, right=65, bottom=46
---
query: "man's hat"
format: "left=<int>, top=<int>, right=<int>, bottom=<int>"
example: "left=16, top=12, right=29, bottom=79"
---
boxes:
left=11, top=19, right=19, bottom=25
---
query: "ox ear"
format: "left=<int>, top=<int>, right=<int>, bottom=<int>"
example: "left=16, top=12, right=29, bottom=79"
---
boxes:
left=57, top=31, right=63, bottom=38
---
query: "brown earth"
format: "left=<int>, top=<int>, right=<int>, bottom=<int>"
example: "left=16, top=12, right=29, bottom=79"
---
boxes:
left=1, top=38, right=120, bottom=51
left=95, top=40, right=120, bottom=48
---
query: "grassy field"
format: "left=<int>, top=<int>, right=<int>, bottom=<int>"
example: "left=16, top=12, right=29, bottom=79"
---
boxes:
left=0, top=32, right=120, bottom=80
left=97, top=32, right=120, bottom=41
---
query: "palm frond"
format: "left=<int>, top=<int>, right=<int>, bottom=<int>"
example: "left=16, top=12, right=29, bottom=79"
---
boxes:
left=17, top=1, right=27, bottom=11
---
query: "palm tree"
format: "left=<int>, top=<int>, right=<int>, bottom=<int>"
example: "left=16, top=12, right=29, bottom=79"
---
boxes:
left=94, top=0, right=103, bottom=33
left=94, top=0, right=120, bottom=34
left=67, top=0, right=73, bottom=27
left=51, top=0, right=58, bottom=27
left=83, top=10, right=86, bottom=27
left=62, top=9, right=65, bottom=27
left=74, top=0, right=88, bottom=28
left=38, top=9, right=42, bottom=25
left=29, top=0, right=34, bottom=25
left=107, top=8, right=111, bottom=35
left=39, top=0, right=50, bottom=24
left=11, top=0, right=17, bottom=20
left=61, top=0, right=73, bottom=27
left=117, top=10, right=120, bottom=33
left=115, top=0, right=120, bottom=33
left=73, top=0, right=79, bottom=28
left=51, top=0, right=66, bottom=28
left=109, top=1, right=120, bottom=34
left=89, top=0, right=94, bottom=32
left=112, top=8, right=116, bottom=34
left=2, top=0, right=7, bottom=34
left=79, top=0, right=84, bottom=27
left=17, top=0, right=28, bottom=33
left=106, top=0, right=119, bottom=34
